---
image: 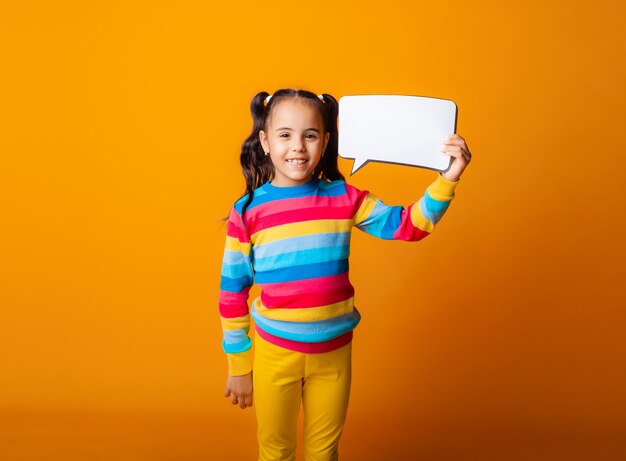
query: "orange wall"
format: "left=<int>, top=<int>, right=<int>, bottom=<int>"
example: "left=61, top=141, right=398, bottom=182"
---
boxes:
left=1, top=1, right=625, bottom=460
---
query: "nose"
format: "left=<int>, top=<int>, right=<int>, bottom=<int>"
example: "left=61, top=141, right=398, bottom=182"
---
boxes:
left=291, top=137, right=305, bottom=152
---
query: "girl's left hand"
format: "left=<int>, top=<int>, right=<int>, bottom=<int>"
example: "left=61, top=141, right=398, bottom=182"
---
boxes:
left=440, top=134, right=472, bottom=182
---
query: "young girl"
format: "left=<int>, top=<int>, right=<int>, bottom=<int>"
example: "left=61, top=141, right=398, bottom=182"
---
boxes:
left=219, top=88, right=471, bottom=461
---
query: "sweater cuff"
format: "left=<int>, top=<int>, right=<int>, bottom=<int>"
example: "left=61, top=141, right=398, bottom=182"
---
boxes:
left=227, top=351, right=252, bottom=376
left=428, top=173, right=459, bottom=201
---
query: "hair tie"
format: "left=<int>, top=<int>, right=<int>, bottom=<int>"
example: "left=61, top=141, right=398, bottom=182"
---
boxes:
left=264, top=93, right=324, bottom=106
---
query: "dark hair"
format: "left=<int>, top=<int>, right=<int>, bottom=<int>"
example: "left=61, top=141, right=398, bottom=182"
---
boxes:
left=238, top=88, right=345, bottom=221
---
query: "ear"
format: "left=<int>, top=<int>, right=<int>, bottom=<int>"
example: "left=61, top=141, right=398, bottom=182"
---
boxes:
left=259, top=130, right=269, bottom=153
left=323, top=131, right=330, bottom=153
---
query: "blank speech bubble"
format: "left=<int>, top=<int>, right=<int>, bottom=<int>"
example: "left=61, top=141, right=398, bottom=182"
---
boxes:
left=338, top=95, right=458, bottom=174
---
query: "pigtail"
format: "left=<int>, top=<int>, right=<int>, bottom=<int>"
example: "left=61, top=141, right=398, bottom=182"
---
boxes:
left=239, top=91, right=275, bottom=221
left=315, top=93, right=345, bottom=182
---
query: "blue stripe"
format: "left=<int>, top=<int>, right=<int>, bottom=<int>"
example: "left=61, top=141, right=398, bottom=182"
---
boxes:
left=357, top=201, right=395, bottom=238
left=418, top=196, right=444, bottom=224
left=236, top=190, right=279, bottom=212
left=379, top=206, right=404, bottom=239
left=221, top=261, right=253, bottom=279
left=220, top=275, right=253, bottom=292
left=222, top=337, right=252, bottom=354
left=251, top=304, right=361, bottom=342
left=234, top=180, right=348, bottom=214
left=222, top=249, right=249, bottom=265
left=254, top=259, right=348, bottom=284
left=253, top=232, right=351, bottom=259
left=254, top=245, right=350, bottom=272
left=356, top=199, right=405, bottom=240
left=234, top=188, right=270, bottom=214
left=318, top=180, right=347, bottom=197
left=223, top=329, right=250, bottom=345
left=424, top=189, right=450, bottom=213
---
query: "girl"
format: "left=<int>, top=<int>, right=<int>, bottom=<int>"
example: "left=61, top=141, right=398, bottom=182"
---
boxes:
left=219, top=88, right=471, bottom=461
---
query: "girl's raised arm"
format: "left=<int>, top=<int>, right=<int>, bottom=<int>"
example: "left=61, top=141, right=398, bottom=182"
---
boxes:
left=349, top=172, right=459, bottom=242
left=347, top=133, right=470, bottom=241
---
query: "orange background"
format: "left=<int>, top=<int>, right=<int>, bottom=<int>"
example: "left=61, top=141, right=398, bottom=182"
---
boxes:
left=1, top=1, right=625, bottom=460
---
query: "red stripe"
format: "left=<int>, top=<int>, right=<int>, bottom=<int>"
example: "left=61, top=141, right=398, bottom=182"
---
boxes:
left=260, top=284, right=354, bottom=309
left=252, top=206, right=354, bottom=233
left=219, top=288, right=250, bottom=318
left=392, top=204, right=430, bottom=241
left=219, top=302, right=249, bottom=318
left=261, top=273, right=351, bottom=296
left=254, top=323, right=353, bottom=353
left=393, top=225, right=429, bottom=241
left=226, top=209, right=250, bottom=241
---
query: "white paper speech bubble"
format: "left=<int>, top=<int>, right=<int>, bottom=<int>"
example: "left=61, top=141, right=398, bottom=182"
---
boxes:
left=338, top=95, right=457, bottom=174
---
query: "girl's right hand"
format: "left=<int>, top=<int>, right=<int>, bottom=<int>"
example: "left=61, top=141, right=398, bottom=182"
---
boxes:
left=224, top=372, right=253, bottom=409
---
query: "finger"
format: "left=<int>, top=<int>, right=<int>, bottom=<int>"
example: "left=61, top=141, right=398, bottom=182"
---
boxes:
left=441, top=149, right=469, bottom=167
left=445, top=144, right=470, bottom=157
left=442, top=140, right=465, bottom=152
left=231, top=393, right=239, bottom=405
left=443, top=141, right=467, bottom=151
left=441, top=146, right=464, bottom=158
left=245, top=393, right=253, bottom=408
left=239, top=393, right=251, bottom=409
left=224, top=388, right=231, bottom=398
left=443, top=134, right=465, bottom=144
left=459, top=145, right=471, bottom=159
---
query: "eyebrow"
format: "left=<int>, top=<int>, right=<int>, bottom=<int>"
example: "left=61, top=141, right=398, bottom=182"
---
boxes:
left=274, top=127, right=320, bottom=132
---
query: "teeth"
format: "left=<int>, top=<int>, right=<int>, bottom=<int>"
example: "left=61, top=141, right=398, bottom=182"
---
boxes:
left=287, top=159, right=306, bottom=165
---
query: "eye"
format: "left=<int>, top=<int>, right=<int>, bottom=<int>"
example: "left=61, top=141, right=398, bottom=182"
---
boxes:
left=306, top=133, right=317, bottom=139
left=279, top=133, right=289, bottom=138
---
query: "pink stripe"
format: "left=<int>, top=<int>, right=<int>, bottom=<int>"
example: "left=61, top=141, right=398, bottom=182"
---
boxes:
left=255, top=323, right=353, bottom=353
left=261, top=273, right=351, bottom=296
left=226, top=209, right=250, bottom=241
left=260, top=284, right=354, bottom=309
left=252, top=206, right=353, bottom=233
left=344, top=183, right=369, bottom=214
left=219, top=290, right=249, bottom=304
left=246, top=195, right=349, bottom=222
left=219, top=287, right=251, bottom=318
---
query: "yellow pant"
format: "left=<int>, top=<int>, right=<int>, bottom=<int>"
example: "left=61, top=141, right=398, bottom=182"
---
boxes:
left=253, top=332, right=352, bottom=461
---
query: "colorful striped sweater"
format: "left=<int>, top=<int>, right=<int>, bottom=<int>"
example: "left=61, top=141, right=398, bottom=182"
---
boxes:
left=219, top=173, right=459, bottom=376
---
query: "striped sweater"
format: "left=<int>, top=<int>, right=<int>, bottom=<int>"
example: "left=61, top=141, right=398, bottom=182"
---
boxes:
left=219, top=173, right=459, bottom=375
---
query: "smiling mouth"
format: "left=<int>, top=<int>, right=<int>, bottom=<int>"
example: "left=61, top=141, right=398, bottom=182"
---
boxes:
left=286, top=159, right=308, bottom=165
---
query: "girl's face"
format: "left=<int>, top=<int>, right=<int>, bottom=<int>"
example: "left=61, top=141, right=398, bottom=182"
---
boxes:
left=259, top=98, right=330, bottom=187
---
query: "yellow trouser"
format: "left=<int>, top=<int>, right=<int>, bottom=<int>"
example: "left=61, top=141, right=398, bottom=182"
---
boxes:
left=253, top=332, right=352, bottom=461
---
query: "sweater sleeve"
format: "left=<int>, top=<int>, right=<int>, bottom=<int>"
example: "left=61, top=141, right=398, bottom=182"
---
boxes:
left=350, top=173, right=459, bottom=241
left=218, top=206, right=254, bottom=376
